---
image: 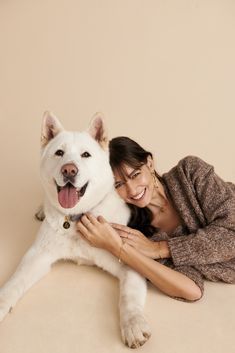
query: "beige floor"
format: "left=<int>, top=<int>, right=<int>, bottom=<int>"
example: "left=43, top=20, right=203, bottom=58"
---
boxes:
left=0, top=193, right=234, bottom=353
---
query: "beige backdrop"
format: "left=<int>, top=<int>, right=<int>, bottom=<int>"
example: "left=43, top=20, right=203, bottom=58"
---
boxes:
left=0, top=1, right=234, bottom=353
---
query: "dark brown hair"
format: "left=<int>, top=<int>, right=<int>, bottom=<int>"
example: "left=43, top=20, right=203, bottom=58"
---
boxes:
left=109, top=136, right=160, bottom=237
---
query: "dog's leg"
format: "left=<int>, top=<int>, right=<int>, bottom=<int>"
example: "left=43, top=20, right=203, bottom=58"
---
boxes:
left=118, top=268, right=151, bottom=348
left=0, top=246, right=54, bottom=322
left=91, top=250, right=151, bottom=348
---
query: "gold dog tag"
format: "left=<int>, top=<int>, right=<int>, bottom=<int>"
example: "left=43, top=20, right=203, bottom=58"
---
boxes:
left=63, top=216, right=70, bottom=229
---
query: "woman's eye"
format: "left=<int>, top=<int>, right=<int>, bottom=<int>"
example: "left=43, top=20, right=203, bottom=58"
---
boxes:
left=55, top=149, right=64, bottom=157
left=115, top=182, right=123, bottom=189
left=81, top=151, right=91, bottom=158
left=131, top=171, right=140, bottom=179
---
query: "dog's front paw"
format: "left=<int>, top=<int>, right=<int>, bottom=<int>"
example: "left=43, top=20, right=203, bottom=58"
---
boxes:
left=121, top=313, right=151, bottom=348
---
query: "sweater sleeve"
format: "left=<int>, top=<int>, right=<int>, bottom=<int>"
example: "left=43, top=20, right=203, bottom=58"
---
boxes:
left=167, top=157, right=235, bottom=267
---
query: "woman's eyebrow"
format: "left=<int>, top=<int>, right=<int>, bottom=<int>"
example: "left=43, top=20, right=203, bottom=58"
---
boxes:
left=114, top=176, right=126, bottom=183
left=114, top=167, right=140, bottom=182
left=128, top=168, right=140, bottom=178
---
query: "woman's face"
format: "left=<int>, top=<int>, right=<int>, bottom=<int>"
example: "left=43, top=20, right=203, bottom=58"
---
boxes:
left=113, top=158, right=155, bottom=208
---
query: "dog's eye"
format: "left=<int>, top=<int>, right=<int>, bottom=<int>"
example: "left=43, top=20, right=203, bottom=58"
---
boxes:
left=81, top=151, right=91, bottom=158
left=55, top=149, right=64, bottom=157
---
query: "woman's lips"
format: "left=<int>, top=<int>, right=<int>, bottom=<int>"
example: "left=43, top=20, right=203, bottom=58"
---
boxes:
left=131, top=188, right=146, bottom=201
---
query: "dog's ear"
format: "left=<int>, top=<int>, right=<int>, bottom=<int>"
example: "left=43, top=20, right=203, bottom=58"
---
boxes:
left=41, top=111, right=64, bottom=147
left=88, top=112, right=108, bottom=149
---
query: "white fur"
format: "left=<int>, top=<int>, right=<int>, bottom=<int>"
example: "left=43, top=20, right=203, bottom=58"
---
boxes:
left=0, top=112, right=151, bottom=348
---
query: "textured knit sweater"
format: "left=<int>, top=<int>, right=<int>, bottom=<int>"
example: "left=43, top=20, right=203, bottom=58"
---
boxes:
left=152, top=156, right=235, bottom=298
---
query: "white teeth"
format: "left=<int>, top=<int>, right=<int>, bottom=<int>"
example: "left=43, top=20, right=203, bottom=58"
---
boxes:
left=132, top=189, right=145, bottom=200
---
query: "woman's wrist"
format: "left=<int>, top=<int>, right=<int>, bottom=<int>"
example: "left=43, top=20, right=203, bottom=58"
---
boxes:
left=109, top=238, right=123, bottom=258
left=155, top=241, right=171, bottom=259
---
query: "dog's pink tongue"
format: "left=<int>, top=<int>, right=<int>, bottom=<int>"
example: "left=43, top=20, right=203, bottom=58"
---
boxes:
left=58, top=185, right=79, bottom=208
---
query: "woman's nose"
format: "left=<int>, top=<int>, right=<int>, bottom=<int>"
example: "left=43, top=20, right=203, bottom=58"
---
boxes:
left=125, top=181, right=136, bottom=196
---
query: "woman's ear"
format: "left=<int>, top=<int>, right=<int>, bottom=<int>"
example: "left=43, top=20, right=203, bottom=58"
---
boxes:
left=146, top=155, right=155, bottom=172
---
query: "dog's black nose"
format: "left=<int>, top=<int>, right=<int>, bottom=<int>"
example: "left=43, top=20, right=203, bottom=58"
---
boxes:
left=61, top=163, right=78, bottom=178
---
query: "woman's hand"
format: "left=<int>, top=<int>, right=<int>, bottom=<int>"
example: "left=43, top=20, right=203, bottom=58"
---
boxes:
left=76, top=213, right=122, bottom=256
left=77, top=214, right=170, bottom=260
left=111, top=223, right=170, bottom=259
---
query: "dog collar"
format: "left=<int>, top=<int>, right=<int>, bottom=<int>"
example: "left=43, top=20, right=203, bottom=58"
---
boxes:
left=63, top=214, right=83, bottom=229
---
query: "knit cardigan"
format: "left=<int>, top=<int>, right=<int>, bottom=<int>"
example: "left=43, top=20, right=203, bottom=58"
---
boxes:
left=153, top=156, right=235, bottom=298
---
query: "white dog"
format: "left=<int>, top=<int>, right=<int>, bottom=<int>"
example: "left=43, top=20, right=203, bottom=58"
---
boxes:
left=0, top=112, right=151, bottom=348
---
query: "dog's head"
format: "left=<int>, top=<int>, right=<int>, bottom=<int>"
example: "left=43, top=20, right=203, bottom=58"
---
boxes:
left=40, top=112, right=114, bottom=214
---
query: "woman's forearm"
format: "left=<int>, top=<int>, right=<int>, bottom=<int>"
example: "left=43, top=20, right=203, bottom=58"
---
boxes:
left=114, top=242, right=202, bottom=301
left=76, top=215, right=201, bottom=301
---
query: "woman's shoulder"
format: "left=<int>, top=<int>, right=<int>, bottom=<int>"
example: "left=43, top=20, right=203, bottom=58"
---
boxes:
left=176, top=155, right=213, bottom=175
left=162, top=155, right=214, bottom=188
left=162, top=156, right=214, bottom=184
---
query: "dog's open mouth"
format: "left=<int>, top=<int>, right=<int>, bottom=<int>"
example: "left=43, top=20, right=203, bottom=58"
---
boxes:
left=56, top=181, right=89, bottom=209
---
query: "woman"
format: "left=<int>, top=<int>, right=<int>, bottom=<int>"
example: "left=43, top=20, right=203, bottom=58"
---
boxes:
left=76, top=136, right=235, bottom=301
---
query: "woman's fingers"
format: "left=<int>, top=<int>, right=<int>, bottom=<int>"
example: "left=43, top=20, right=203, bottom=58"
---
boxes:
left=111, top=223, right=130, bottom=232
left=77, top=221, right=91, bottom=240
left=80, top=214, right=94, bottom=229
left=97, top=215, right=107, bottom=224
left=114, top=229, right=138, bottom=242
left=85, top=212, right=99, bottom=225
left=121, top=233, right=136, bottom=240
left=83, top=213, right=107, bottom=225
left=111, top=223, right=136, bottom=236
left=113, top=227, right=133, bottom=239
left=123, top=239, right=136, bottom=248
left=112, top=223, right=143, bottom=237
left=77, top=220, right=87, bottom=232
left=116, top=230, right=129, bottom=239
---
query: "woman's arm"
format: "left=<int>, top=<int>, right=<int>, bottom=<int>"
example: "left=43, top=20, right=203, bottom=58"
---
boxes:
left=115, top=240, right=202, bottom=301
left=165, top=157, right=235, bottom=267
left=76, top=214, right=202, bottom=301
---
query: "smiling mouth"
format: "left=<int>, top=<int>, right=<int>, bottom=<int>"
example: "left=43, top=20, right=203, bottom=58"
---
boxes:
left=131, top=188, right=146, bottom=201
left=55, top=181, right=89, bottom=208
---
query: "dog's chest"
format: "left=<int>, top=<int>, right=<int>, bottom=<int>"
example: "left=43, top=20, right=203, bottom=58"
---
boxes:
left=38, top=219, right=93, bottom=262
left=59, top=229, right=93, bottom=259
